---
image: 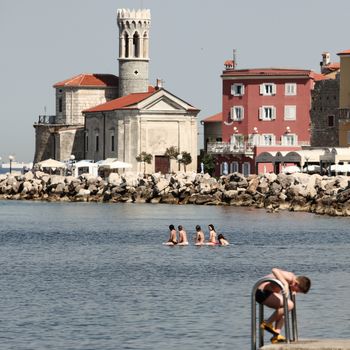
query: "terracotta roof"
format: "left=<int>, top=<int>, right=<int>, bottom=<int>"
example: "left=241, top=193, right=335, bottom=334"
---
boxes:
left=83, top=86, right=156, bottom=113
left=337, top=49, right=350, bottom=56
left=222, top=68, right=313, bottom=77
left=326, top=62, right=340, bottom=70
left=53, top=73, right=119, bottom=88
left=202, top=112, right=222, bottom=123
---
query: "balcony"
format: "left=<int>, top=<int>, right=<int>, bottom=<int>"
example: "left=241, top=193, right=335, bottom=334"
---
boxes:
left=207, top=140, right=311, bottom=155
left=35, top=115, right=57, bottom=124
left=207, top=142, right=254, bottom=155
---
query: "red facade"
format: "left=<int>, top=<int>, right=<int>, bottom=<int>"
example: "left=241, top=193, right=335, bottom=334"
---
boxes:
left=206, top=68, right=315, bottom=176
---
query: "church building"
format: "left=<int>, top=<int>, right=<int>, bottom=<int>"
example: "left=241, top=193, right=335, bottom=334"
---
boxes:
left=33, top=8, right=199, bottom=173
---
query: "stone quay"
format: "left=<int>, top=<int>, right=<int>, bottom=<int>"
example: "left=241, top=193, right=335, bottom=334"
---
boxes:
left=1, top=171, right=350, bottom=216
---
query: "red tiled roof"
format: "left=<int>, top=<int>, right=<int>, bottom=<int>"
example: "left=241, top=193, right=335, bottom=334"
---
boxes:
left=83, top=86, right=156, bottom=113
left=222, top=68, right=313, bottom=77
left=337, top=49, right=350, bottom=56
left=202, top=112, right=222, bottom=123
left=53, top=73, right=119, bottom=88
left=327, top=62, right=340, bottom=70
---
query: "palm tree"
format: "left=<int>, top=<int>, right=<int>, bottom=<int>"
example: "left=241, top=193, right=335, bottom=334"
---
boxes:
left=136, top=152, right=153, bottom=174
left=164, top=146, right=179, bottom=159
left=179, top=151, right=192, bottom=172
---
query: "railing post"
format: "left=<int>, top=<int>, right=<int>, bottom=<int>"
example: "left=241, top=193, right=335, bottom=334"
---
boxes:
left=251, top=277, right=296, bottom=350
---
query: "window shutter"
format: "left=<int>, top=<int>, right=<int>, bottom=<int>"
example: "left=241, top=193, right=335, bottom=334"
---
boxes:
left=230, top=107, right=234, bottom=120
left=241, top=106, right=244, bottom=120
left=259, top=107, right=263, bottom=119
left=231, top=84, right=235, bottom=96
left=272, top=84, right=277, bottom=95
left=259, top=84, right=264, bottom=95
left=272, top=107, right=276, bottom=120
left=294, top=134, right=298, bottom=145
left=272, top=135, right=276, bottom=145
left=241, top=85, right=245, bottom=95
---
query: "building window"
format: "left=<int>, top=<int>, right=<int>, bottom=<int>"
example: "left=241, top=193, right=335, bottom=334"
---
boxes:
left=95, top=134, right=99, bottom=152
left=259, top=106, right=276, bottom=120
left=284, top=105, right=296, bottom=120
left=242, top=162, right=250, bottom=176
left=230, top=134, right=244, bottom=147
left=85, top=134, right=89, bottom=152
left=328, top=115, right=335, bottom=127
left=111, top=134, right=115, bottom=152
left=282, top=134, right=297, bottom=146
left=230, top=106, right=244, bottom=121
left=230, top=161, right=239, bottom=173
left=249, top=133, right=260, bottom=146
left=58, top=97, right=63, bottom=113
left=285, top=83, right=297, bottom=96
left=231, top=83, right=245, bottom=96
left=260, top=83, right=276, bottom=96
left=261, top=134, right=275, bottom=145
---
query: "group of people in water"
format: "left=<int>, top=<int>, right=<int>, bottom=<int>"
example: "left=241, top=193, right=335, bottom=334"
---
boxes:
left=164, top=224, right=229, bottom=246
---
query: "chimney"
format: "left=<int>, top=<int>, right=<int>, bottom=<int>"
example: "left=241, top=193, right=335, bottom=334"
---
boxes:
left=155, top=78, right=163, bottom=90
left=321, top=52, right=331, bottom=73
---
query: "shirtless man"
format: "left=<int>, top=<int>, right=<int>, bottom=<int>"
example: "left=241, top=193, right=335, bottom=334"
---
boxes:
left=195, top=225, right=205, bottom=245
left=256, top=267, right=311, bottom=344
left=178, top=225, right=189, bottom=245
left=164, top=224, right=177, bottom=245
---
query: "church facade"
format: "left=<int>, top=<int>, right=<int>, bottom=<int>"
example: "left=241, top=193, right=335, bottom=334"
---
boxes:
left=33, top=8, right=199, bottom=173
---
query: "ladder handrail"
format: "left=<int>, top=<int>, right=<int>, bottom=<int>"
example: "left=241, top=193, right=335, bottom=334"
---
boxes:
left=251, top=277, right=295, bottom=350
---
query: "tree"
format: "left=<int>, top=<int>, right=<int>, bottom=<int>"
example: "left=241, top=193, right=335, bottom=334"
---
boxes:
left=179, top=151, right=192, bottom=172
left=164, top=146, right=179, bottom=159
left=201, top=153, right=215, bottom=176
left=136, top=152, right=153, bottom=174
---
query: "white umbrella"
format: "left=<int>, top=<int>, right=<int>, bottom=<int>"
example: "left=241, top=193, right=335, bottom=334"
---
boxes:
left=330, top=164, right=350, bottom=173
left=98, top=158, right=132, bottom=169
left=36, top=158, right=66, bottom=168
left=282, top=165, right=301, bottom=174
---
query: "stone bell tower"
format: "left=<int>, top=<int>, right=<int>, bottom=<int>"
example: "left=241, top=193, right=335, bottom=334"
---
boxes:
left=117, top=9, right=151, bottom=97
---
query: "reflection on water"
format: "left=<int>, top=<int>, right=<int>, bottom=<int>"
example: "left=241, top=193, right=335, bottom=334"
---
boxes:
left=0, top=201, right=349, bottom=349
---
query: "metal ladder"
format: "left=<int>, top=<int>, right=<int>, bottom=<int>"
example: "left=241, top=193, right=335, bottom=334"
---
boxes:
left=251, top=277, right=298, bottom=350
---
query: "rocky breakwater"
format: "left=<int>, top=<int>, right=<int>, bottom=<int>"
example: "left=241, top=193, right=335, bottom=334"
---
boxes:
left=1, top=171, right=350, bottom=216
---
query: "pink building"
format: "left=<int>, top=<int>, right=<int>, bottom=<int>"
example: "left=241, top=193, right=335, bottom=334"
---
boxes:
left=204, top=62, right=315, bottom=175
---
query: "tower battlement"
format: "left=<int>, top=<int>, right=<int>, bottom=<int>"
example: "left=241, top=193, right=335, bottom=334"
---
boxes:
left=117, top=8, right=151, bottom=21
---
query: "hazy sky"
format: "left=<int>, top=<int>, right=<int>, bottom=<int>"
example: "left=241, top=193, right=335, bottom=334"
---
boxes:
left=1, top=0, right=350, bottom=162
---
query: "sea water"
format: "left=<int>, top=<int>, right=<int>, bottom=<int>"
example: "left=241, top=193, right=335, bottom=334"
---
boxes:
left=0, top=200, right=349, bottom=349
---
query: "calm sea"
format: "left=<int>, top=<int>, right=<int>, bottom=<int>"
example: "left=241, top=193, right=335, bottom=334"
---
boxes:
left=0, top=201, right=349, bottom=350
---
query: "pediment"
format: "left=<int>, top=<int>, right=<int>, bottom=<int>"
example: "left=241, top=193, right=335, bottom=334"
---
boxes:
left=144, top=96, right=184, bottom=111
left=137, top=89, right=198, bottom=113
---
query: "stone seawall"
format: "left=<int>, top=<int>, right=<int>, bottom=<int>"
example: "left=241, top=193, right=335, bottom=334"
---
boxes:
left=1, top=171, right=350, bottom=216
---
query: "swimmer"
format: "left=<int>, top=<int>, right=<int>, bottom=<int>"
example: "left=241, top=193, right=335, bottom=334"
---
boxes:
left=207, top=224, right=218, bottom=245
left=164, top=224, right=177, bottom=245
left=195, top=225, right=205, bottom=245
left=218, top=233, right=229, bottom=246
left=178, top=225, right=189, bottom=245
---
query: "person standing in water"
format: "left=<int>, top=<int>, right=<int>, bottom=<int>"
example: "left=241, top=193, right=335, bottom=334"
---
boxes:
left=178, top=225, right=189, bottom=245
left=164, top=224, right=177, bottom=245
left=195, top=225, right=205, bottom=245
left=207, top=224, right=217, bottom=245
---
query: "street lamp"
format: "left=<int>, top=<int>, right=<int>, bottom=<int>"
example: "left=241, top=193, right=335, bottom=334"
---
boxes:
left=177, top=153, right=182, bottom=171
left=9, top=155, right=14, bottom=174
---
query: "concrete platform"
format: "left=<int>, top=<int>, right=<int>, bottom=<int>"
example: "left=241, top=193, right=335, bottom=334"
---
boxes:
left=261, top=339, right=350, bottom=350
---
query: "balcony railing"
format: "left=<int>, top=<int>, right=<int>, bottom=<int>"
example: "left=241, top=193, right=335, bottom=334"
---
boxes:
left=36, top=115, right=57, bottom=124
left=207, top=142, right=254, bottom=155
left=207, top=141, right=310, bottom=155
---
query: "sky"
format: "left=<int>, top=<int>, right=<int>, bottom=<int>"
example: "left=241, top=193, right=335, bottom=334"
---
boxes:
left=1, top=0, right=350, bottom=163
